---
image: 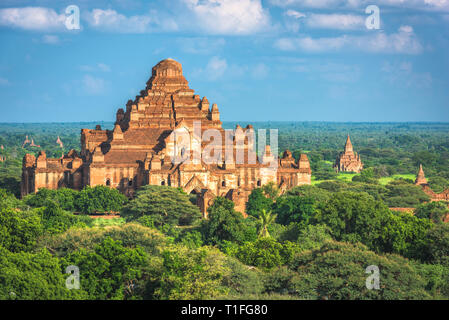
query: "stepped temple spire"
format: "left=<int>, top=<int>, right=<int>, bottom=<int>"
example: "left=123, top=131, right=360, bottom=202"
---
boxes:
left=333, top=134, right=363, bottom=173
left=415, top=164, right=428, bottom=186
left=344, top=134, right=353, bottom=153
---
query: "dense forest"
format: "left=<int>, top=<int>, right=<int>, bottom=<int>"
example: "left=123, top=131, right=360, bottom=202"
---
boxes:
left=1, top=122, right=449, bottom=300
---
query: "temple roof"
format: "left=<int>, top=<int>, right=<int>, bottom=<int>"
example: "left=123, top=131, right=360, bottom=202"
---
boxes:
left=146, top=58, right=190, bottom=93
left=415, top=164, right=428, bottom=185
left=344, top=134, right=353, bottom=153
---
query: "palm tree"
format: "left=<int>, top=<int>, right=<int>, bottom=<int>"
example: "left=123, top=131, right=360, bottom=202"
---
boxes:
left=257, top=209, right=277, bottom=238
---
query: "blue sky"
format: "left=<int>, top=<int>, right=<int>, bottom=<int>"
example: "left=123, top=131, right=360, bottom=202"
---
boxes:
left=0, top=0, right=448, bottom=122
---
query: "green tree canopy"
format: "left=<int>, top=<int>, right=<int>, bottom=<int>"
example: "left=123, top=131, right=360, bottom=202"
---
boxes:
left=415, top=201, right=449, bottom=224
left=246, top=188, right=274, bottom=218
left=62, top=237, right=148, bottom=300
left=274, top=196, right=317, bottom=226
left=0, top=207, right=43, bottom=253
left=201, top=197, right=256, bottom=246
left=75, top=185, right=127, bottom=214
left=0, top=247, right=82, bottom=300
left=312, top=191, right=390, bottom=251
left=120, top=185, right=201, bottom=228
left=284, top=241, right=432, bottom=300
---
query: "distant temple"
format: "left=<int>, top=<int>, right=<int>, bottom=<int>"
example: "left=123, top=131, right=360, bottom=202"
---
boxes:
left=29, top=139, right=40, bottom=148
left=21, top=58, right=312, bottom=215
left=22, top=136, right=40, bottom=148
left=22, top=135, right=30, bottom=148
left=56, top=136, right=64, bottom=148
left=333, top=134, right=363, bottom=173
left=415, top=164, right=449, bottom=202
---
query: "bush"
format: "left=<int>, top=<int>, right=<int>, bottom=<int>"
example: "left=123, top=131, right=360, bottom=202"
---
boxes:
left=39, top=223, right=167, bottom=256
left=201, top=197, right=257, bottom=246
left=76, top=185, right=127, bottom=214
left=286, top=241, right=432, bottom=300
left=419, top=223, right=449, bottom=266
left=153, top=245, right=230, bottom=300
left=235, top=238, right=301, bottom=270
left=246, top=188, right=274, bottom=218
left=0, top=247, right=83, bottom=300
left=221, top=257, right=264, bottom=298
left=274, top=196, right=317, bottom=226
left=415, top=201, right=449, bottom=224
left=121, top=185, right=201, bottom=227
left=0, top=207, right=43, bottom=253
left=312, top=191, right=390, bottom=252
left=62, top=237, right=148, bottom=300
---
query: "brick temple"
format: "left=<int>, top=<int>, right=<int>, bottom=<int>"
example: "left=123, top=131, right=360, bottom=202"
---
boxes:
left=415, top=164, right=449, bottom=202
left=333, top=134, right=363, bottom=173
left=21, top=58, right=312, bottom=215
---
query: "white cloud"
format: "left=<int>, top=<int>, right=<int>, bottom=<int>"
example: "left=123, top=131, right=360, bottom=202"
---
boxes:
left=306, top=13, right=365, bottom=30
left=285, top=9, right=306, bottom=19
left=83, top=75, right=106, bottom=95
left=275, top=25, right=423, bottom=54
left=42, top=34, right=59, bottom=44
left=1, top=1, right=271, bottom=35
left=0, top=7, right=65, bottom=31
left=85, top=9, right=178, bottom=33
left=85, top=1, right=272, bottom=35
left=183, top=0, right=271, bottom=35
left=269, top=0, right=449, bottom=11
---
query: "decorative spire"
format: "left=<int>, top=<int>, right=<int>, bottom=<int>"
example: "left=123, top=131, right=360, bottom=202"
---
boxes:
left=344, top=134, right=353, bottom=153
left=415, top=164, right=428, bottom=185
left=56, top=136, right=63, bottom=148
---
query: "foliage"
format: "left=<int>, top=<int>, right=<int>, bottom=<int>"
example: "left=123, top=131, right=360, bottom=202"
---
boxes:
left=37, top=200, right=90, bottom=234
left=381, top=180, right=430, bottom=207
left=285, top=185, right=331, bottom=203
left=40, top=223, right=167, bottom=257
left=296, top=224, right=333, bottom=251
left=415, top=201, right=449, bottom=224
left=312, top=191, right=390, bottom=252
left=235, top=238, right=301, bottom=270
left=0, top=246, right=83, bottom=300
left=246, top=188, right=274, bottom=218
left=274, top=195, right=317, bottom=226
left=352, top=168, right=378, bottom=184
left=75, top=186, right=127, bottom=214
left=154, top=245, right=230, bottom=300
left=418, top=223, right=449, bottom=266
left=379, top=211, right=433, bottom=258
left=255, top=209, right=277, bottom=238
left=62, top=237, right=148, bottom=300
left=121, top=185, right=201, bottom=227
left=0, top=207, right=43, bottom=253
left=201, top=197, right=257, bottom=246
left=220, top=257, right=264, bottom=298
left=282, top=241, right=432, bottom=300
left=24, top=186, right=127, bottom=214
left=0, top=188, right=21, bottom=210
